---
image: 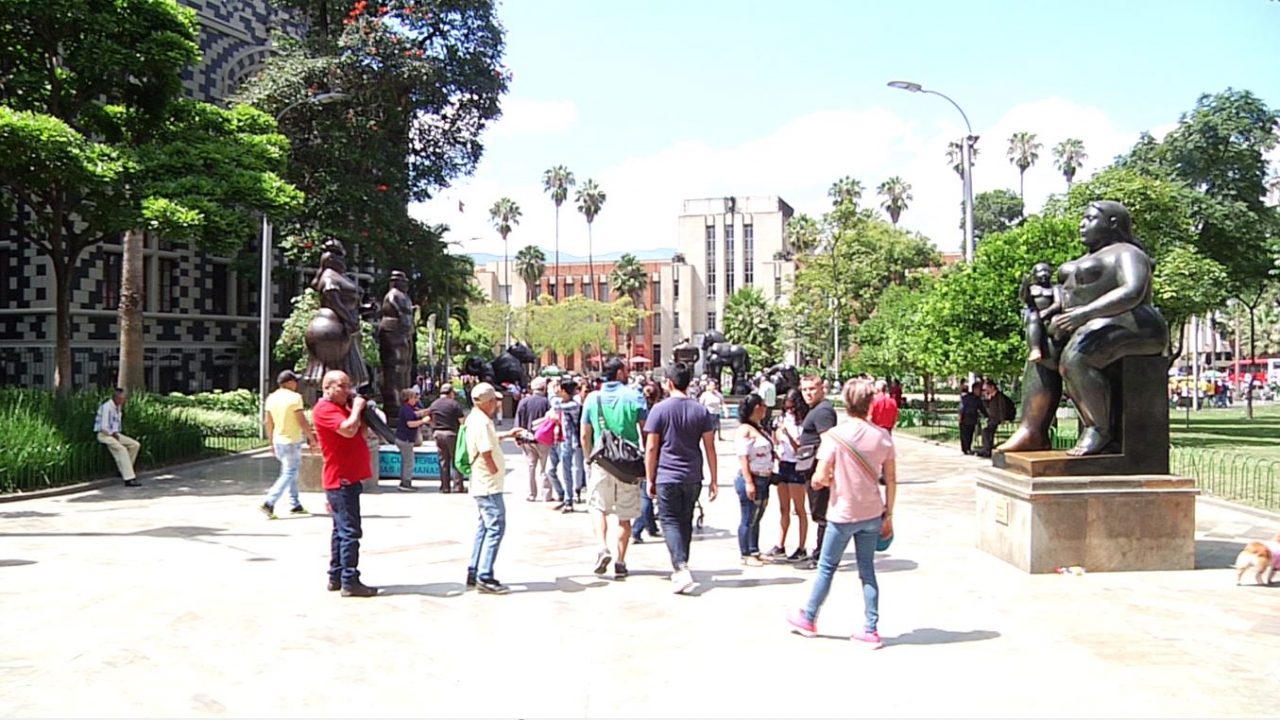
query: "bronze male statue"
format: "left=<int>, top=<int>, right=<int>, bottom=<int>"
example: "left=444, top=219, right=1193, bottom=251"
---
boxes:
left=998, top=201, right=1168, bottom=456
left=377, top=270, right=415, bottom=409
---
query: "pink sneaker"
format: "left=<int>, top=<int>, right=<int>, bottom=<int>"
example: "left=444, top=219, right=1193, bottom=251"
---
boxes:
left=850, top=629, right=883, bottom=649
left=786, top=608, right=816, bottom=637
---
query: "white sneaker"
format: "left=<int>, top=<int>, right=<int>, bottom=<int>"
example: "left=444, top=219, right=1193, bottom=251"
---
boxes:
left=671, top=567, right=696, bottom=595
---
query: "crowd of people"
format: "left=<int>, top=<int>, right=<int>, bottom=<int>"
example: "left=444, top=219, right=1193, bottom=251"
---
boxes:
left=248, top=359, right=902, bottom=647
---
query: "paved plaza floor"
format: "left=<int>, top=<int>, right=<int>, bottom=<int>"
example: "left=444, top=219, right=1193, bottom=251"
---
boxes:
left=2, top=433, right=1278, bottom=718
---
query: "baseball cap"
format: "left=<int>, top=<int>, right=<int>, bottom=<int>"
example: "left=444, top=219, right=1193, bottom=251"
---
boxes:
left=277, top=370, right=299, bottom=385
left=440, top=384, right=455, bottom=394
left=530, top=377, right=548, bottom=392
left=471, top=382, right=502, bottom=402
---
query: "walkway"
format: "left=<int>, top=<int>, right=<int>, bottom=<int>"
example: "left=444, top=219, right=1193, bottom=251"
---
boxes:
left=1, top=433, right=1276, bottom=717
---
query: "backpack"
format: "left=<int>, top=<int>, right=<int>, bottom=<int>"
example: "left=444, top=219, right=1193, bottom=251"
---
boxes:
left=587, top=392, right=646, bottom=484
left=454, top=423, right=472, bottom=477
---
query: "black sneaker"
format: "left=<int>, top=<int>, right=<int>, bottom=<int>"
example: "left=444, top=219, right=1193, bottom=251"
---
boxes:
left=799, top=558, right=818, bottom=571
left=259, top=502, right=276, bottom=519
left=466, top=570, right=477, bottom=589
left=631, top=534, right=644, bottom=544
left=327, top=577, right=341, bottom=592
left=787, top=548, right=808, bottom=562
left=476, top=577, right=510, bottom=594
left=290, top=505, right=309, bottom=515
left=593, top=549, right=612, bottom=575
left=767, top=545, right=787, bottom=558
left=398, top=482, right=416, bottom=493
left=124, top=479, right=141, bottom=488
left=614, top=562, right=629, bottom=579
left=341, top=582, right=379, bottom=597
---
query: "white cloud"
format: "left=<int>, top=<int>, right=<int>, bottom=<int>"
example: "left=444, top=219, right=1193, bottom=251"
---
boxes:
left=411, top=97, right=1162, bottom=258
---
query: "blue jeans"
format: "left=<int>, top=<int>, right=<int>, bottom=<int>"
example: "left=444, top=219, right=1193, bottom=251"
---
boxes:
left=656, top=482, right=701, bottom=570
left=735, top=472, right=770, bottom=556
left=557, top=442, right=585, bottom=503
left=547, top=442, right=562, bottom=496
left=266, top=440, right=303, bottom=507
left=632, top=487, right=660, bottom=539
left=326, top=481, right=363, bottom=586
left=802, top=515, right=882, bottom=633
left=469, top=493, right=507, bottom=580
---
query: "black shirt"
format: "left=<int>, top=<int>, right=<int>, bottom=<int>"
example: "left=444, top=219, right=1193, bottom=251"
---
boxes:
left=426, top=396, right=465, bottom=433
left=515, top=394, right=551, bottom=430
left=799, top=399, right=838, bottom=446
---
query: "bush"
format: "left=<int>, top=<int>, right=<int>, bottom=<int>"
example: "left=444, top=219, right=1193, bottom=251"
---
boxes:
left=156, top=388, right=259, bottom=416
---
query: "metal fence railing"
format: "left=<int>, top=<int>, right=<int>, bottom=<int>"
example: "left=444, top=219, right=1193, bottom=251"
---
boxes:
left=1170, top=447, right=1280, bottom=511
left=1, top=431, right=267, bottom=494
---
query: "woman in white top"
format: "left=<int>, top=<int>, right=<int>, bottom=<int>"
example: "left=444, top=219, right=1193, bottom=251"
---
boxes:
left=768, top=389, right=810, bottom=561
left=735, top=393, right=774, bottom=566
left=700, top=379, right=725, bottom=440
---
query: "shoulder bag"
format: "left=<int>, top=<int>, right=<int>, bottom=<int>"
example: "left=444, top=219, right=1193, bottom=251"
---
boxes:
left=587, top=393, right=645, bottom=484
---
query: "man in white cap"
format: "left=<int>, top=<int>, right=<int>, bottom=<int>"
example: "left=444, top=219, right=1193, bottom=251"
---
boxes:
left=465, top=382, right=521, bottom=593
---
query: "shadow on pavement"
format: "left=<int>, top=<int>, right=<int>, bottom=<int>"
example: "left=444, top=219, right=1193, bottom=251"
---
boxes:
left=886, top=627, right=1001, bottom=646
left=378, top=582, right=469, bottom=597
left=1196, top=538, right=1245, bottom=569
left=0, top=559, right=37, bottom=567
left=509, top=577, right=611, bottom=594
left=685, top=568, right=804, bottom=595
left=0, top=525, right=284, bottom=540
left=0, top=511, right=60, bottom=519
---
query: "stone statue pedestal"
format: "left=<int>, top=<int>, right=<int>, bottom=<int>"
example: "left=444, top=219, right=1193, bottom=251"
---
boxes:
left=976, top=468, right=1197, bottom=573
left=978, top=356, right=1196, bottom=573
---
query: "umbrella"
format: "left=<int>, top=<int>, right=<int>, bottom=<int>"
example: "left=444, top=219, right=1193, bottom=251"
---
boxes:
left=539, top=364, right=563, bottom=377
left=629, top=355, right=651, bottom=365
left=1201, top=369, right=1224, bottom=380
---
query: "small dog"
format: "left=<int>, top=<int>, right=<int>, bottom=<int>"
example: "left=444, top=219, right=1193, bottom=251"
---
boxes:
left=1234, top=534, right=1280, bottom=585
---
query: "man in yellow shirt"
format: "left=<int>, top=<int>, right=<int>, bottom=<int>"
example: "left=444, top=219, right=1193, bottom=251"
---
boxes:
left=261, top=370, right=319, bottom=519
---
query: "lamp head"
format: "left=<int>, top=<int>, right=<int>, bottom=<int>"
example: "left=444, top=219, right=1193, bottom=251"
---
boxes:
left=887, top=80, right=923, bottom=93
left=311, top=91, right=349, bottom=104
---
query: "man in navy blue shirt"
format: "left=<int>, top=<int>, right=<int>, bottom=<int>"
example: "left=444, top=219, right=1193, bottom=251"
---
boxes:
left=644, top=361, right=719, bottom=594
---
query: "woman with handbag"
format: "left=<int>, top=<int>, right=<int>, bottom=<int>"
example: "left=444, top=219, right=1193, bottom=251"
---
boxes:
left=734, top=393, right=774, bottom=566
left=767, top=389, right=810, bottom=562
left=786, top=379, right=896, bottom=649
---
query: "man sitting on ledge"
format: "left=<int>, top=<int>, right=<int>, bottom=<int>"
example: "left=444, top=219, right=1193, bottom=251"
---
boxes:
left=95, top=388, right=142, bottom=487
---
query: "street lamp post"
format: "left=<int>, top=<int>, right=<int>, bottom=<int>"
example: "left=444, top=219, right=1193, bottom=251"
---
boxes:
left=831, top=235, right=840, bottom=381
left=259, top=91, right=348, bottom=438
left=888, top=80, right=976, bottom=263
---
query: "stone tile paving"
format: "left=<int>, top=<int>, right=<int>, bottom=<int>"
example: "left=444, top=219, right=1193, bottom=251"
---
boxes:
left=1, top=434, right=1277, bottom=717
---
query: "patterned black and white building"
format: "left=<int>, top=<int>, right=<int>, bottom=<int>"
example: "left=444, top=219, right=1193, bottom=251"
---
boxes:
left=0, top=1, right=299, bottom=392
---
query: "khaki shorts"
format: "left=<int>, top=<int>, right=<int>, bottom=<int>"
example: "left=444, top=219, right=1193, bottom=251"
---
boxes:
left=588, top=463, right=641, bottom=520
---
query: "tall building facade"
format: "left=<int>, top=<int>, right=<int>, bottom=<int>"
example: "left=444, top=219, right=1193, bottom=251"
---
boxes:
left=0, top=1, right=294, bottom=391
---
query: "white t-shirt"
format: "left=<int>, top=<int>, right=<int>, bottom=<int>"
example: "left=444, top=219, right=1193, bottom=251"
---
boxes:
left=775, top=414, right=801, bottom=463
left=736, top=430, right=774, bottom=476
left=701, top=391, right=723, bottom=415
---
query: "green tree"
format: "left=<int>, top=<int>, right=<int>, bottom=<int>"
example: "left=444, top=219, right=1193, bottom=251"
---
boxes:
left=542, top=164, right=575, bottom=300
left=970, top=189, right=1024, bottom=242
left=115, top=101, right=303, bottom=390
left=607, top=297, right=650, bottom=357
left=828, top=176, right=863, bottom=208
left=785, top=213, right=822, bottom=255
left=1052, top=138, right=1088, bottom=189
left=723, top=287, right=781, bottom=370
left=0, top=0, right=199, bottom=393
left=877, top=176, right=912, bottom=225
left=237, top=0, right=508, bottom=335
left=946, top=139, right=979, bottom=177
left=575, top=179, right=606, bottom=299
left=1007, top=131, right=1042, bottom=201
left=852, top=281, right=930, bottom=378
left=514, top=244, right=546, bottom=303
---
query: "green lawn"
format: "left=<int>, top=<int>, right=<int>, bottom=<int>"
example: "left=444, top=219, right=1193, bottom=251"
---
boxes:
left=1168, top=402, right=1280, bottom=462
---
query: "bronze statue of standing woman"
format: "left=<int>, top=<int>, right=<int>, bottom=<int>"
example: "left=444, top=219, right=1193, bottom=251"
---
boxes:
left=998, top=201, right=1169, bottom=457
left=377, top=270, right=415, bottom=409
left=304, top=239, right=371, bottom=387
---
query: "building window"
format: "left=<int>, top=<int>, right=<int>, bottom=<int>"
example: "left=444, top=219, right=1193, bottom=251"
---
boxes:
left=102, top=252, right=122, bottom=310
left=210, top=264, right=229, bottom=315
left=598, top=282, right=609, bottom=302
left=159, top=259, right=176, bottom=312
left=652, top=278, right=660, bottom=308
left=674, top=310, right=681, bottom=332
left=774, top=274, right=782, bottom=300
left=673, top=274, right=680, bottom=304
left=564, top=279, right=574, bottom=298
left=236, top=272, right=254, bottom=317
left=652, top=344, right=661, bottom=365
left=0, top=248, right=12, bottom=304
left=584, top=278, right=593, bottom=300
left=706, top=310, right=716, bottom=331
left=724, top=222, right=735, bottom=296
left=653, top=307, right=661, bottom=334
left=744, top=223, right=754, bottom=286
left=633, top=315, right=644, bottom=337
left=705, top=225, right=716, bottom=299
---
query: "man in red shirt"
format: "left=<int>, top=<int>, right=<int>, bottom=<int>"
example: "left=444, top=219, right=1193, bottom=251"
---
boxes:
left=869, top=379, right=899, bottom=433
left=313, top=370, right=378, bottom=597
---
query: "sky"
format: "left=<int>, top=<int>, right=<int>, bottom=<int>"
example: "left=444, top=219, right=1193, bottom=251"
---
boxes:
left=409, top=0, right=1280, bottom=259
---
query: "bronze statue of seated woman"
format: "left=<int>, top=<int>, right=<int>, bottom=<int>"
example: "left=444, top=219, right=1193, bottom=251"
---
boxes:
left=998, top=201, right=1169, bottom=457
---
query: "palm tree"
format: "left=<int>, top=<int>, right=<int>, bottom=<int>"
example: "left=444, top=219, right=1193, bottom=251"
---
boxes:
left=946, top=140, right=979, bottom=177
left=1052, top=138, right=1088, bottom=189
left=541, top=165, right=575, bottom=300
left=609, top=252, right=648, bottom=357
left=488, top=197, right=521, bottom=304
left=514, top=244, right=546, bottom=303
left=876, top=176, right=913, bottom=225
left=575, top=179, right=606, bottom=300
left=827, top=176, right=863, bottom=208
left=1007, top=131, right=1042, bottom=201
